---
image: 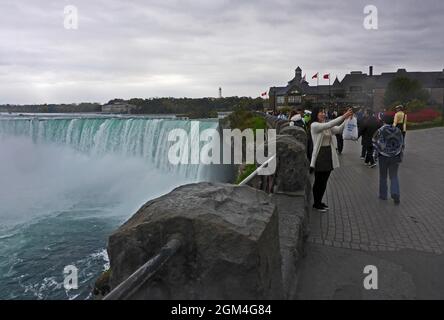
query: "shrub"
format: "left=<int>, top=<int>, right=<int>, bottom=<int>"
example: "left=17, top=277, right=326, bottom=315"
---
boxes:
left=384, top=76, right=429, bottom=107
left=236, top=164, right=257, bottom=184
left=406, top=99, right=427, bottom=113
left=407, top=116, right=443, bottom=130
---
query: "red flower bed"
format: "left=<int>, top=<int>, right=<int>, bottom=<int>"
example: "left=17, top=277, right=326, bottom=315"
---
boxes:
left=382, top=108, right=440, bottom=123
left=407, top=108, right=441, bottom=123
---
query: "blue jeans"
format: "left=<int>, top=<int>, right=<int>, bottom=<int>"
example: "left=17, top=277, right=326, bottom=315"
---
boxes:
left=378, top=155, right=400, bottom=199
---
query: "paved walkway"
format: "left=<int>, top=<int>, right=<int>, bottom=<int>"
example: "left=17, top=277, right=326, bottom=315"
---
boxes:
left=309, top=127, right=444, bottom=254
left=296, top=127, right=444, bottom=299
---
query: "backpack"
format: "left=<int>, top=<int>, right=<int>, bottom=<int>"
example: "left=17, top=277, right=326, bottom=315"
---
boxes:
left=373, top=125, right=404, bottom=158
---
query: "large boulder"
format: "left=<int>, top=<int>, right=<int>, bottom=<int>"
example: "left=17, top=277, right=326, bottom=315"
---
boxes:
left=273, top=135, right=309, bottom=192
left=276, top=119, right=290, bottom=133
left=106, top=182, right=284, bottom=299
left=280, top=126, right=307, bottom=146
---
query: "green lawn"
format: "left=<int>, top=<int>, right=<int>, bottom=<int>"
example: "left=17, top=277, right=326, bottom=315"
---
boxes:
left=407, top=117, right=443, bottom=130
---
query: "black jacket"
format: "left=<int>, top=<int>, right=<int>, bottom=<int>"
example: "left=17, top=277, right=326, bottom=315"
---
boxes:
left=359, top=116, right=382, bottom=146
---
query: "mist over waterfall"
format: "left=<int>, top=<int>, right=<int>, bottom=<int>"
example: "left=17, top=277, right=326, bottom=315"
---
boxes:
left=0, top=114, right=222, bottom=300
left=0, top=115, right=218, bottom=179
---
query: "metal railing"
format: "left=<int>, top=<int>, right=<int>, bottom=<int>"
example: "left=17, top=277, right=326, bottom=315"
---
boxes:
left=238, top=155, right=276, bottom=186
left=103, top=235, right=182, bottom=300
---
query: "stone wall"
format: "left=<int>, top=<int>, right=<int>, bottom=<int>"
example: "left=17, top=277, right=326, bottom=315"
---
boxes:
left=263, top=114, right=311, bottom=299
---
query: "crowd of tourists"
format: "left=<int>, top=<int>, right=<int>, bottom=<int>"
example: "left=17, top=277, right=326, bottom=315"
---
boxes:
left=270, top=104, right=407, bottom=212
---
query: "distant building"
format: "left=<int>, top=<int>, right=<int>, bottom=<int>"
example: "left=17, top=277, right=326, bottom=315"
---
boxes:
left=101, top=102, right=137, bottom=114
left=269, top=66, right=444, bottom=111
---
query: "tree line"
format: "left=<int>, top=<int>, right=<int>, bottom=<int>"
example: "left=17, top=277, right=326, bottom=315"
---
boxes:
left=0, top=97, right=265, bottom=118
left=110, top=97, right=265, bottom=118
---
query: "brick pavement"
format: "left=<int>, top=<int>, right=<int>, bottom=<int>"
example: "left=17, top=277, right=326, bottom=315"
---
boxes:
left=308, top=127, right=444, bottom=255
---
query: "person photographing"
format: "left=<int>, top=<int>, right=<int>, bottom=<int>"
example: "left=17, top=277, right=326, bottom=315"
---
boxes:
left=309, top=107, right=354, bottom=212
left=373, top=114, right=404, bottom=205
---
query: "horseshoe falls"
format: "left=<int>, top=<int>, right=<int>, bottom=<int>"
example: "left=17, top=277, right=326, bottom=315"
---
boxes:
left=0, top=114, right=227, bottom=300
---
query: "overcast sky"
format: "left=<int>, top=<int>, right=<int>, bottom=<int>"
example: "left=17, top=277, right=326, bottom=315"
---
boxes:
left=0, top=0, right=443, bottom=104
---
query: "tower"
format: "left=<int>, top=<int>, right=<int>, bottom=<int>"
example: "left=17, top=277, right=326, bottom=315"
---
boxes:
left=219, top=87, right=222, bottom=99
left=295, top=66, right=302, bottom=79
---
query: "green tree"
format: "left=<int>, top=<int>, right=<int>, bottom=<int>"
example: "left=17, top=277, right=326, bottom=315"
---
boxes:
left=384, top=76, right=429, bottom=107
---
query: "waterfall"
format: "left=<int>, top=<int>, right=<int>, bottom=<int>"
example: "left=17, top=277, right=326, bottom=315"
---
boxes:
left=0, top=115, right=219, bottom=180
left=0, top=114, right=228, bottom=300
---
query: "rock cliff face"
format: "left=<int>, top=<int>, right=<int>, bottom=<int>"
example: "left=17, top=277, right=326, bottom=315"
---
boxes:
left=106, top=182, right=284, bottom=299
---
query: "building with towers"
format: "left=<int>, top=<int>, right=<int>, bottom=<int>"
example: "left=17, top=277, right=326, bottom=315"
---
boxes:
left=269, top=66, right=444, bottom=111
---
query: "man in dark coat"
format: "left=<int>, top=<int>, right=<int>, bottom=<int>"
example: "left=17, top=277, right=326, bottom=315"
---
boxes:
left=359, top=109, right=382, bottom=167
left=357, top=108, right=368, bottom=159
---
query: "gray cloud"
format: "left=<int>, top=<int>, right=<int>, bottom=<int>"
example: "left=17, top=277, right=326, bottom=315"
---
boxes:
left=0, top=0, right=443, bottom=104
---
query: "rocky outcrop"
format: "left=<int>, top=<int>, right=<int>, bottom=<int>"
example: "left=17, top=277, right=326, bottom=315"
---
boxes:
left=106, top=182, right=284, bottom=300
left=98, top=113, right=312, bottom=300
left=261, top=113, right=312, bottom=298
left=280, top=126, right=307, bottom=146
left=273, top=135, right=309, bottom=193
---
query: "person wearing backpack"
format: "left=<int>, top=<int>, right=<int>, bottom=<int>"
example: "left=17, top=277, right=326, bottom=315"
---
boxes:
left=373, top=114, right=405, bottom=205
left=309, top=107, right=354, bottom=212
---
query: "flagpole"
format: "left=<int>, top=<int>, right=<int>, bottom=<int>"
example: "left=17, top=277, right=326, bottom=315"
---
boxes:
left=329, top=74, right=331, bottom=104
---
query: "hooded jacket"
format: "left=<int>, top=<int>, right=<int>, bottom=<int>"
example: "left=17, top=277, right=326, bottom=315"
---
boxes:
left=372, top=124, right=404, bottom=158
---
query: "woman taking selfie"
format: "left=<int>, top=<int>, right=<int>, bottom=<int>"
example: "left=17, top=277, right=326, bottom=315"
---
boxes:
left=309, top=107, right=354, bottom=212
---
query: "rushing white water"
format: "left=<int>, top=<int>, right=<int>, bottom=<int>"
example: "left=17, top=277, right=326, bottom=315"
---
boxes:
left=0, top=115, right=218, bottom=180
left=0, top=114, right=221, bottom=300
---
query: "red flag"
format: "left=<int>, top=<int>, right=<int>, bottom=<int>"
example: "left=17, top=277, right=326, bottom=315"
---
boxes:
left=323, top=73, right=330, bottom=79
left=312, top=73, right=318, bottom=79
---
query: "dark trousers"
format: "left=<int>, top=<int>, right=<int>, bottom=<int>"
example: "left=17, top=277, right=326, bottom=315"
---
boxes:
left=365, top=143, right=375, bottom=165
left=336, top=134, right=344, bottom=154
left=313, top=171, right=332, bottom=206
left=361, top=145, right=366, bottom=158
